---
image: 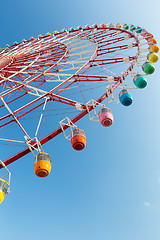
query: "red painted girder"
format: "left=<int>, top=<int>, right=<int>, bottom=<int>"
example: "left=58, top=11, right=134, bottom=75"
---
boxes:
left=90, top=56, right=136, bottom=66
left=93, top=33, right=120, bottom=42
left=74, top=75, right=120, bottom=82
left=85, top=29, right=109, bottom=39
left=97, top=43, right=138, bottom=56
left=92, top=30, right=117, bottom=39
left=0, top=50, right=69, bottom=97
left=0, top=91, right=82, bottom=124
left=11, top=52, right=65, bottom=65
left=98, top=37, right=127, bottom=47
left=3, top=49, right=65, bottom=70
left=0, top=59, right=88, bottom=119
left=0, top=93, right=27, bottom=109
left=1, top=41, right=68, bottom=71
left=5, top=54, right=67, bottom=70
left=4, top=35, right=50, bottom=54
left=79, top=29, right=113, bottom=40
left=0, top=80, right=28, bottom=97
left=0, top=94, right=82, bottom=129
left=82, top=29, right=118, bottom=40
left=1, top=80, right=121, bottom=168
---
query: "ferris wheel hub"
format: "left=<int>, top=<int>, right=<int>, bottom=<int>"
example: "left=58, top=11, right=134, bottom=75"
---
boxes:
left=0, top=58, right=12, bottom=70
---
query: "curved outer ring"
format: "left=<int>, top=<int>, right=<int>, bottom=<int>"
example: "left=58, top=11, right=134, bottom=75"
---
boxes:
left=0, top=27, right=140, bottom=168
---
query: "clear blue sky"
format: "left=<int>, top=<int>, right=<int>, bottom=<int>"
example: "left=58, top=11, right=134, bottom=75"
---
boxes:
left=0, top=0, right=160, bottom=240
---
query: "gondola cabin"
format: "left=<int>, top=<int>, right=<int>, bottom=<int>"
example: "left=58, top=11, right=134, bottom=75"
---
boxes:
left=119, top=89, right=133, bottom=106
left=141, top=29, right=148, bottom=37
left=116, top=23, right=122, bottom=29
left=94, top=24, right=99, bottom=28
left=142, top=62, right=155, bottom=74
left=133, top=74, right=147, bottom=89
left=147, top=52, right=159, bottom=63
left=102, top=24, right=107, bottom=28
left=98, top=107, right=114, bottom=127
left=123, top=24, right=129, bottom=30
left=109, top=23, right=114, bottom=28
left=148, top=38, right=157, bottom=45
left=130, top=25, right=136, bottom=32
left=71, top=128, right=86, bottom=151
left=34, top=152, right=51, bottom=178
left=149, top=44, right=159, bottom=53
left=145, top=33, right=153, bottom=41
left=0, top=179, right=9, bottom=204
left=86, top=25, right=91, bottom=29
left=136, top=27, right=142, bottom=34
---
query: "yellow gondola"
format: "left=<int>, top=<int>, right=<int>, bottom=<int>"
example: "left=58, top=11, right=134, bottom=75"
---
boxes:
left=149, top=44, right=159, bottom=53
left=147, top=52, right=159, bottom=63
left=39, top=35, right=43, bottom=39
left=0, top=178, right=9, bottom=204
left=116, top=23, right=122, bottom=29
left=0, top=160, right=11, bottom=204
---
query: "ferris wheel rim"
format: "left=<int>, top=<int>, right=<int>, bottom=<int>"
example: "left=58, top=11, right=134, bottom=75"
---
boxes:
left=0, top=24, right=145, bottom=166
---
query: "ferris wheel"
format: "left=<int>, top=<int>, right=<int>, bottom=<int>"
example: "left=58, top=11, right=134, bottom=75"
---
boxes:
left=0, top=23, right=159, bottom=204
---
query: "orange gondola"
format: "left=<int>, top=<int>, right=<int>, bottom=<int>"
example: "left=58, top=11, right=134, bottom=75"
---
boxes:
left=71, top=128, right=86, bottom=151
left=34, top=152, right=51, bottom=178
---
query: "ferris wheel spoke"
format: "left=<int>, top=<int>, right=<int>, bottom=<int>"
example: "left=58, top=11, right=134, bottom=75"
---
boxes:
left=97, top=43, right=138, bottom=56
left=86, top=30, right=120, bottom=42
left=86, top=29, right=120, bottom=40
left=0, top=77, right=83, bottom=106
left=74, top=74, right=120, bottom=82
left=1, top=34, right=97, bottom=88
left=0, top=95, right=81, bottom=129
left=98, top=35, right=128, bottom=46
left=0, top=79, right=88, bottom=126
left=1, top=52, right=69, bottom=86
left=0, top=96, right=31, bottom=138
left=1, top=78, right=122, bottom=168
left=90, top=56, right=136, bottom=66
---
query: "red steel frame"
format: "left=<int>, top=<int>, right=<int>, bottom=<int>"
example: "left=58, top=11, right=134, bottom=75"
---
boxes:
left=0, top=26, right=140, bottom=168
